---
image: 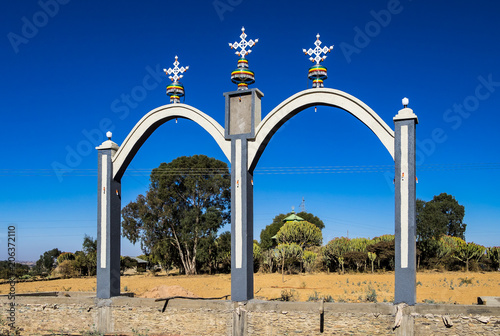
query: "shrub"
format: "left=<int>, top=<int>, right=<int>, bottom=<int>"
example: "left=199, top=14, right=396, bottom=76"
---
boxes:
left=323, top=295, right=334, bottom=302
left=57, top=252, right=75, bottom=264
left=280, top=289, right=298, bottom=301
left=366, top=287, right=378, bottom=303
left=459, top=277, right=473, bottom=285
left=307, top=291, right=320, bottom=302
left=303, top=250, right=318, bottom=273
left=56, top=260, right=78, bottom=278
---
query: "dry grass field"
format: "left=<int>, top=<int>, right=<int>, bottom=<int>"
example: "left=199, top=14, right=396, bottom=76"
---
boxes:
left=1, top=271, right=499, bottom=305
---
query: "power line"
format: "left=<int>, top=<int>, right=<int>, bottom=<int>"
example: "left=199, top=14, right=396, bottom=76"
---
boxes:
left=0, top=163, right=499, bottom=176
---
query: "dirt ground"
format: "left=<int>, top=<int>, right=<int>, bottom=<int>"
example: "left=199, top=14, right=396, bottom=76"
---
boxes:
left=1, top=271, right=499, bottom=305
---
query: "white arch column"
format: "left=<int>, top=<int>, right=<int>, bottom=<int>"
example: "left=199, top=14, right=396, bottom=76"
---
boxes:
left=394, top=105, right=418, bottom=305
left=224, top=88, right=264, bottom=302
left=96, top=104, right=230, bottom=300
left=96, top=136, right=121, bottom=299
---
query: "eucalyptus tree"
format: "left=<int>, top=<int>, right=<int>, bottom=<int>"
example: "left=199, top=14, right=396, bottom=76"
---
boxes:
left=121, top=155, right=231, bottom=275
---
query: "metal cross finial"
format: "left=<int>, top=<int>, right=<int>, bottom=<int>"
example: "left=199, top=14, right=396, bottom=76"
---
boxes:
left=303, top=34, right=334, bottom=64
left=229, top=27, right=258, bottom=59
left=164, top=56, right=189, bottom=82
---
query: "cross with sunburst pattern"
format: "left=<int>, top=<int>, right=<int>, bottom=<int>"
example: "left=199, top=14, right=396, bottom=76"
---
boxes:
left=303, top=34, right=333, bottom=64
left=164, top=56, right=189, bottom=82
left=163, top=56, right=189, bottom=103
left=229, top=27, right=258, bottom=59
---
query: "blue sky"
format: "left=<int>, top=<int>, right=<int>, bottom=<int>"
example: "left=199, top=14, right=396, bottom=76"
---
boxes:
left=1, top=0, right=499, bottom=261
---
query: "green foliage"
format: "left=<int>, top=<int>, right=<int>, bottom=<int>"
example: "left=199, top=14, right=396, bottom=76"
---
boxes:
left=121, top=155, right=230, bottom=275
left=437, top=235, right=459, bottom=260
left=57, top=252, right=75, bottom=264
left=350, top=238, right=372, bottom=252
left=261, top=249, right=275, bottom=273
left=274, top=243, right=302, bottom=281
left=0, top=261, right=30, bottom=279
left=72, top=251, right=87, bottom=276
left=323, top=237, right=351, bottom=273
left=367, top=252, right=377, bottom=273
left=451, top=237, right=485, bottom=271
left=260, top=211, right=325, bottom=251
left=57, top=260, right=78, bottom=278
left=344, top=251, right=367, bottom=272
left=302, top=250, right=318, bottom=273
left=275, top=220, right=322, bottom=248
left=253, top=241, right=262, bottom=272
left=307, top=291, right=320, bottom=301
left=259, top=213, right=286, bottom=251
left=196, top=233, right=217, bottom=274
left=366, top=239, right=395, bottom=271
left=416, top=193, right=467, bottom=269
left=33, top=248, right=61, bottom=276
left=417, top=193, right=466, bottom=242
left=197, top=231, right=232, bottom=274
left=416, top=199, right=447, bottom=267
left=307, top=291, right=334, bottom=302
left=280, top=289, right=298, bottom=301
left=216, top=231, right=232, bottom=273
left=372, top=234, right=395, bottom=243
left=82, top=235, right=97, bottom=276
left=416, top=199, right=447, bottom=242
left=295, top=212, right=325, bottom=230
left=487, top=246, right=500, bottom=270
left=197, top=233, right=233, bottom=275
left=431, top=193, right=467, bottom=239
left=458, top=277, right=473, bottom=285
left=365, top=287, right=378, bottom=303
left=120, top=256, right=137, bottom=274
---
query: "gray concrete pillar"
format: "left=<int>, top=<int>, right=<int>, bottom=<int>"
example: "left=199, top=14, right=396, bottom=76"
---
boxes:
left=95, top=298, right=113, bottom=333
left=96, top=136, right=121, bottom=299
left=393, top=104, right=418, bottom=305
left=233, top=302, right=248, bottom=336
left=224, top=88, right=263, bottom=302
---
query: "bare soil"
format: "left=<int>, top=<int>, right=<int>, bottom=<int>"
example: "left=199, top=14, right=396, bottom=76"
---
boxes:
left=1, top=271, right=499, bottom=304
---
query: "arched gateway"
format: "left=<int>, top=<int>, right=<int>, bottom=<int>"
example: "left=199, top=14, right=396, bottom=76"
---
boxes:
left=96, top=31, right=418, bottom=308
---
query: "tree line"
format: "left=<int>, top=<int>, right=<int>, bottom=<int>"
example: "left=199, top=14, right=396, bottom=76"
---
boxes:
left=0, top=235, right=97, bottom=280
left=119, top=156, right=498, bottom=276
left=2, top=156, right=498, bottom=279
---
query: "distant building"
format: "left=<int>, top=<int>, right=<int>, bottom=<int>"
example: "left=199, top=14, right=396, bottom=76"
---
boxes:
left=124, top=256, right=148, bottom=272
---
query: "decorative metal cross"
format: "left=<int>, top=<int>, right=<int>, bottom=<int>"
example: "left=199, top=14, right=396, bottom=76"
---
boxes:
left=303, top=34, right=333, bottom=64
left=229, top=27, right=258, bottom=59
left=303, top=34, right=334, bottom=88
left=164, top=56, right=189, bottom=103
left=164, top=56, right=189, bottom=82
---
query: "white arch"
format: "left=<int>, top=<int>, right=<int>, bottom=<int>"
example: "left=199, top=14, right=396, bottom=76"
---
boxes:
left=112, top=104, right=230, bottom=180
left=248, top=88, right=395, bottom=171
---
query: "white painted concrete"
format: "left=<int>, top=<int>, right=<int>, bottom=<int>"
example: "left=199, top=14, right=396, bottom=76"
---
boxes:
left=235, top=139, right=243, bottom=269
left=112, top=104, right=231, bottom=180
left=101, top=155, right=108, bottom=269
left=400, top=125, right=408, bottom=269
left=248, top=88, right=395, bottom=169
